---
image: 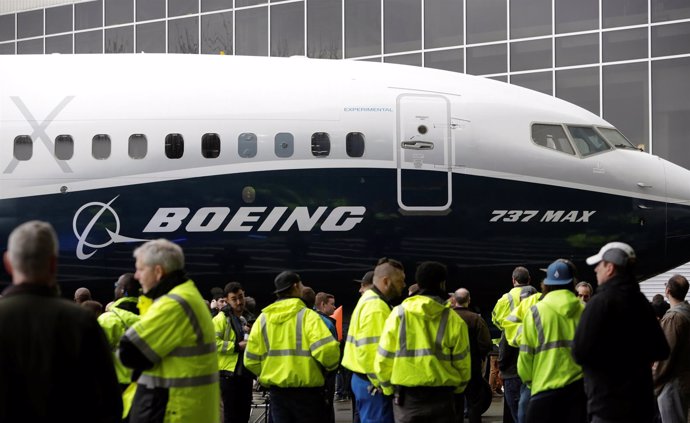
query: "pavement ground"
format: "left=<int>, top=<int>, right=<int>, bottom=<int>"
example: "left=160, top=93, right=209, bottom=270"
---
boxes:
left=248, top=393, right=505, bottom=423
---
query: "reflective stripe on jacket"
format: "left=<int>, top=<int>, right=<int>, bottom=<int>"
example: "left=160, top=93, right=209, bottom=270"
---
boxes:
left=503, top=293, right=541, bottom=348
left=97, top=297, right=140, bottom=385
left=374, top=295, right=471, bottom=396
left=492, top=285, right=537, bottom=331
left=213, top=311, right=241, bottom=372
left=341, top=288, right=392, bottom=388
left=244, top=297, right=340, bottom=387
left=517, top=289, right=584, bottom=395
left=123, top=280, right=219, bottom=423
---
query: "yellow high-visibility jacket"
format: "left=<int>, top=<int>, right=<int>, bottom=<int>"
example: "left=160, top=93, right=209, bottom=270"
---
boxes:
left=518, top=289, right=584, bottom=395
left=374, top=295, right=472, bottom=396
left=122, top=280, right=219, bottom=423
left=244, top=297, right=340, bottom=387
left=492, top=285, right=537, bottom=331
left=341, top=288, right=392, bottom=388
left=503, top=293, right=541, bottom=347
left=213, top=311, right=243, bottom=372
left=97, top=296, right=140, bottom=385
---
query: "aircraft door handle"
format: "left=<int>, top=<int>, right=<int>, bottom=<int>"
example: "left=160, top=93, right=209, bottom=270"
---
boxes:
left=401, top=141, right=434, bottom=150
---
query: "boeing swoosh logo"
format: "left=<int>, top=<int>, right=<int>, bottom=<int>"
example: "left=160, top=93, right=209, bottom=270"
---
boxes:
left=72, top=196, right=150, bottom=260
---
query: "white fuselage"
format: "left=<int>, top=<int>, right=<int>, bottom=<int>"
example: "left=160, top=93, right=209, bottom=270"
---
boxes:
left=1, top=54, right=690, bottom=307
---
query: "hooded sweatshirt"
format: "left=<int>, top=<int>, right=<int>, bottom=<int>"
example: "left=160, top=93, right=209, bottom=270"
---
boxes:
left=374, top=294, right=472, bottom=395
left=517, top=289, right=584, bottom=395
left=244, top=297, right=340, bottom=388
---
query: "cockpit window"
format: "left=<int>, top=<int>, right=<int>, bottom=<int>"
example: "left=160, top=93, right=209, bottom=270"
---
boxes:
left=597, top=127, right=639, bottom=151
left=531, top=124, right=575, bottom=155
left=567, top=126, right=611, bottom=156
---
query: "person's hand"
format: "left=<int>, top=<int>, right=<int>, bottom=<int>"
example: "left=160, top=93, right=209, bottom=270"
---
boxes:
left=367, top=384, right=381, bottom=396
left=210, top=299, right=217, bottom=309
left=238, top=340, right=248, bottom=351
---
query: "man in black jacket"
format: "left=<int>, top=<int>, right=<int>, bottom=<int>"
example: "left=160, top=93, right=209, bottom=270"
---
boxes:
left=0, top=220, right=122, bottom=423
left=572, top=242, right=669, bottom=423
left=451, top=288, right=492, bottom=423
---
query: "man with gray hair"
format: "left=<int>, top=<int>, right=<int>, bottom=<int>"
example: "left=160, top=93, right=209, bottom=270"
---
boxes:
left=119, top=239, right=220, bottom=423
left=575, top=281, right=593, bottom=304
left=0, top=220, right=122, bottom=422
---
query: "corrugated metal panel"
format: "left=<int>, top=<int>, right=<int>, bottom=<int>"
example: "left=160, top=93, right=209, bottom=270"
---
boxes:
left=640, top=262, right=690, bottom=301
left=0, top=0, right=87, bottom=15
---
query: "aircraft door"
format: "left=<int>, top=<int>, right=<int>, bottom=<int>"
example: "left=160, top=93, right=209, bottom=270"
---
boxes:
left=396, top=94, right=452, bottom=212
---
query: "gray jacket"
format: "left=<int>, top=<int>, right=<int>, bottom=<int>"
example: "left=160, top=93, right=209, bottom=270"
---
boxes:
left=654, top=302, right=690, bottom=395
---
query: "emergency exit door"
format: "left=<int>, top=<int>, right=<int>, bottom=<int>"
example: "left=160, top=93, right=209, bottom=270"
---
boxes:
left=396, top=94, right=452, bottom=212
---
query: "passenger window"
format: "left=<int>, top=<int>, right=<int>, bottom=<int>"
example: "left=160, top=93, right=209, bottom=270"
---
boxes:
left=311, top=132, right=330, bottom=157
left=14, top=136, right=32, bottom=161
left=92, top=134, right=111, bottom=160
left=129, top=134, right=147, bottom=159
left=165, top=133, right=184, bottom=159
left=275, top=133, right=294, bottom=158
left=238, top=133, right=257, bottom=158
left=567, top=126, right=611, bottom=157
left=202, top=133, right=221, bottom=159
left=531, top=124, right=575, bottom=155
left=55, top=135, right=74, bottom=160
left=346, top=132, right=365, bottom=157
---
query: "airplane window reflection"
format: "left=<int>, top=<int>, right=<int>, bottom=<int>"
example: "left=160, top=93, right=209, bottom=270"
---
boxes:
left=531, top=124, right=575, bottom=155
left=275, top=133, right=293, bottom=158
left=165, top=133, right=184, bottom=159
left=598, top=127, right=639, bottom=151
left=129, top=134, right=147, bottom=159
left=346, top=132, right=365, bottom=157
left=92, top=134, right=111, bottom=160
left=202, top=133, right=221, bottom=159
left=311, top=132, right=330, bottom=157
left=238, top=133, right=257, bottom=158
left=14, top=135, right=33, bottom=161
left=55, top=135, right=74, bottom=160
left=567, top=126, right=611, bottom=157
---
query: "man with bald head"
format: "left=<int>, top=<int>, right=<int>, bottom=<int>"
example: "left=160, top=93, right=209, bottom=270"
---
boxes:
left=451, top=288, right=492, bottom=423
left=98, top=273, right=141, bottom=391
left=0, top=220, right=122, bottom=422
left=343, top=258, right=406, bottom=423
left=74, top=286, right=92, bottom=303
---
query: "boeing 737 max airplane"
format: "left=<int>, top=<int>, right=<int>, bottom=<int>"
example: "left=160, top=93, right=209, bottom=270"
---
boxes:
left=1, top=54, right=689, bottom=311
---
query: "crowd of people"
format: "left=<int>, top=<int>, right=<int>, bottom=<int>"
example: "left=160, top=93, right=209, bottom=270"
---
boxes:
left=0, top=220, right=687, bottom=423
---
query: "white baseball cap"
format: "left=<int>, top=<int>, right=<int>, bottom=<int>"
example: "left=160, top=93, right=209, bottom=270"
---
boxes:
left=586, top=242, right=636, bottom=266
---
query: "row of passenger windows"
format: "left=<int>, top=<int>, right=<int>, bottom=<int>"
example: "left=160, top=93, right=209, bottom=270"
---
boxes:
left=11, top=132, right=367, bottom=161
left=12, top=125, right=635, bottom=161
left=531, top=124, right=637, bottom=157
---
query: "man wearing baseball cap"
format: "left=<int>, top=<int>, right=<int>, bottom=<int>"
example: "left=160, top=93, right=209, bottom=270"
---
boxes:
left=572, top=242, right=669, bottom=423
left=354, top=270, right=374, bottom=295
left=517, top=259, right=586, bottom=423
left=244, top=271, right=340, bottom=423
